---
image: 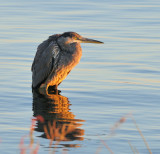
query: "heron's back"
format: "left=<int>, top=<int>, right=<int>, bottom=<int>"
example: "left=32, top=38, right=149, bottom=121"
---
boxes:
left=32, top=34, right=60, bottom=88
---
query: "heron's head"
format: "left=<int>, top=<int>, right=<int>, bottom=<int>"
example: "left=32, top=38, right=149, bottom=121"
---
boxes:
left=58, top=32, right=104, bottom=46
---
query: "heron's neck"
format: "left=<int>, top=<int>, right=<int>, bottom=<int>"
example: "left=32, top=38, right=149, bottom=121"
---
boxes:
left=58, top=41, right=79, bottom=53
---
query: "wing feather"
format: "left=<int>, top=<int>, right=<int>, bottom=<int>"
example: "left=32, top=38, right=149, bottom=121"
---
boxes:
left=31, top=34, right=60, bottom=88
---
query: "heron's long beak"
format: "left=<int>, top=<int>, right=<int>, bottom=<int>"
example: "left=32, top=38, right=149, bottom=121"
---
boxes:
left=80, top=37, right=104, bottom=44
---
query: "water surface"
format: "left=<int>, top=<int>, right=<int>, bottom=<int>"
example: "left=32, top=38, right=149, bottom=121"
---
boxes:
left=0, top=0, right=160, bottom=153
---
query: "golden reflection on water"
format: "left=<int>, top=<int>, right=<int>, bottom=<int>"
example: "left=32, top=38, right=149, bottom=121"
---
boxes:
left=32, top=88, right=84, bottom=147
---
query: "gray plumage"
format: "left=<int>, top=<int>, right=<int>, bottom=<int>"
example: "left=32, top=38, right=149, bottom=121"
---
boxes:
left=31, top=32, right=103, bottom=91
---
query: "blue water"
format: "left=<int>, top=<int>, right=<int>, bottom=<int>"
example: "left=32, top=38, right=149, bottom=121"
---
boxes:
left=0, top=0, right=160, bottom=153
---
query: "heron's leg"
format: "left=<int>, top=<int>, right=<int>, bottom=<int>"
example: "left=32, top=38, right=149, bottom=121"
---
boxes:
left=48, top=85, right=61, bottom=94
left=37, top=83, right=48, bottom=95
left=54, top=85, right=58, bottom=95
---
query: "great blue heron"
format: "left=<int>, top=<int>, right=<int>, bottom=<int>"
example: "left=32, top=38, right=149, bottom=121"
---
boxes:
left=31, top=32, right=103, bottom=92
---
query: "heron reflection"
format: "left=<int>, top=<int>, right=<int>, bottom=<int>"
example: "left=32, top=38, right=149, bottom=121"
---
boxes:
left=32, top=88, right=84, bottom=144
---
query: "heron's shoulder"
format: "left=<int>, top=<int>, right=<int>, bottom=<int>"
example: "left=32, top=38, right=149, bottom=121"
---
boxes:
left=36, top=34, right=60, bottom=53
left=48, top=34, right=61, bottom=41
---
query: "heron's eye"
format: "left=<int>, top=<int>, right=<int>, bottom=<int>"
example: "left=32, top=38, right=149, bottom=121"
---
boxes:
left=74, top=37, right=79, bottom=40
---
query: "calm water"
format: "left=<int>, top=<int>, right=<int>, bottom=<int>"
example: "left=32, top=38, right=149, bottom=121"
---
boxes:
left=0, top=0, right=160, bottom=153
